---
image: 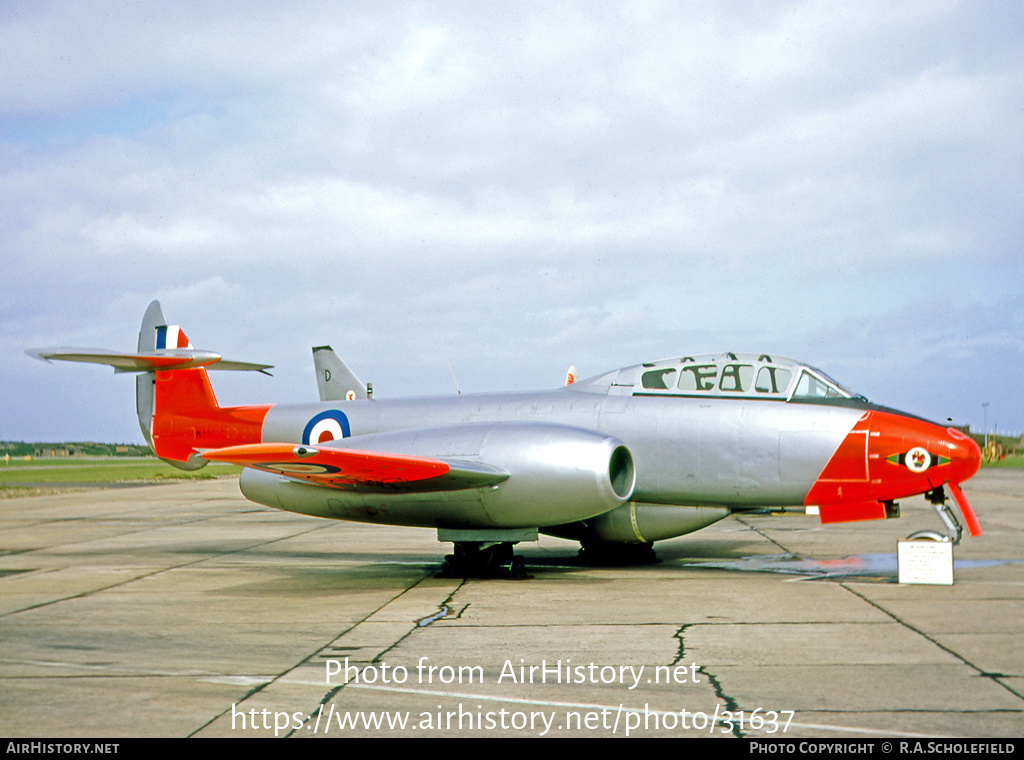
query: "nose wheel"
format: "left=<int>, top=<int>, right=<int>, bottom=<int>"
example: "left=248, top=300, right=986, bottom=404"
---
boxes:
left=906, top=486, right=963, bottom=544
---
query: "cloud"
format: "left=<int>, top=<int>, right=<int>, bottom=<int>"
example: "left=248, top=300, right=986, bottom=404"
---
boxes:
left=2, top=1, right=1022, bottom=442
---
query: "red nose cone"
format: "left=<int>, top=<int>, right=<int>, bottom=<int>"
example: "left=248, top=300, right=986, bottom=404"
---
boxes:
left=806, top=411, right=985, bottom=513
left=945, top=426, right=982, bottom=485
left=868, top=412, right=983, bottom=502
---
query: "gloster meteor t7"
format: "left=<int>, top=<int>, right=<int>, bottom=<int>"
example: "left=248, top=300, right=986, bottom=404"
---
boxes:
left=30, top=301, right=982, bottom=576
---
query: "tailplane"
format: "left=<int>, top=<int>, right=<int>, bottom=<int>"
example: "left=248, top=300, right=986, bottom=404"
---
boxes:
left=29, top=300, right=273, bottom=470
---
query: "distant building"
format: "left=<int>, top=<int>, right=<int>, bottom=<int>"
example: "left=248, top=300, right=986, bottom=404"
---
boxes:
left=34, top=446, right=74, bottom=457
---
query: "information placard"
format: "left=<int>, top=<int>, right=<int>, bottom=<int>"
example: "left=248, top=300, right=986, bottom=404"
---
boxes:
left=897, top=540, right=953, bottom=585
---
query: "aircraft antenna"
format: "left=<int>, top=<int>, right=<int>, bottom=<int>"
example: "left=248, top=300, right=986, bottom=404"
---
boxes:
left=446, top=359, right=462, bottom=394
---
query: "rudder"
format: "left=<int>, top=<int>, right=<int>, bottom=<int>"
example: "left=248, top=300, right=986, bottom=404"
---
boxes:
left=135, top=300, right=166, bottom=449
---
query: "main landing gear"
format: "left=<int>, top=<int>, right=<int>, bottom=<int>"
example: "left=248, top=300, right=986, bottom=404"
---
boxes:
left=437, top=538, right=661, bottom=578
left=439, top=542, right=529, bottom=580
left=576, top=539, right=659, bottom=566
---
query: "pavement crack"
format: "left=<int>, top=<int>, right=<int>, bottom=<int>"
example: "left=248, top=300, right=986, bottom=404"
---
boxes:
left=192, top=567, right=446, bottom=737
left=668, top=623, right=690, bottom=667
left=280, top=577, right=466, bottom=737
left=672, top=623, right=742, bottom=737
left=732, top=515, right=801, bottom=555
left=840, top=582, right=1024, bottom=702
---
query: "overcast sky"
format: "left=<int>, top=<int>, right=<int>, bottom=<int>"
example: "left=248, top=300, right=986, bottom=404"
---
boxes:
left=2, top=1, right=1022, bottom=445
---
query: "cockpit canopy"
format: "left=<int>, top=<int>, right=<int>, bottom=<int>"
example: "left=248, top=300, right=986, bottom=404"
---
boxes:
left=576, top=353, right=861, bottom=402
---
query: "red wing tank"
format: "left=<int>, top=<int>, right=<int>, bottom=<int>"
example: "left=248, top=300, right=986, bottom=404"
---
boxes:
left=29, top=301, right=982, bottom=577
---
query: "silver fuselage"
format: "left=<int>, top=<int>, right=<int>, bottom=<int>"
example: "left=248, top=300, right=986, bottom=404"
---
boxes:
left=259, top=387, right=864, bottom=509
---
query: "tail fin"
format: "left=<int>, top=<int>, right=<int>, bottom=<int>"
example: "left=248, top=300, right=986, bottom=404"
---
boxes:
left=30, top=300, right=273, bottom=470
left=312, top=345, right=367, bottom=401
left=149, top=365, right=271, bottom=470
left=140, top=302, right=273, bottom=469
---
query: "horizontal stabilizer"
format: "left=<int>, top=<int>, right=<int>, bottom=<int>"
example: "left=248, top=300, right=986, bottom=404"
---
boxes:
left=27, top=347, right=273, bottom=375
left=200, top=442, right=508, bottom=492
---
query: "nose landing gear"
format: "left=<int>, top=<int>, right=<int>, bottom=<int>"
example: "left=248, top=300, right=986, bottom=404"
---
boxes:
left=906, top=486, right=963, bottom=544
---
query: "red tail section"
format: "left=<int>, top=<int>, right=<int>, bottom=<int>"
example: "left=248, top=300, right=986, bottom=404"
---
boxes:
left=30, top=300, right=275, bottom=470
left=150, top=366, right=271, bottom=466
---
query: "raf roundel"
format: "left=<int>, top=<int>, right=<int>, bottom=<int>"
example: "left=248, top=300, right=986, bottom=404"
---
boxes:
left=263, top=462, right=342, bottom=475
left=302, top=410, right=351, bottom=445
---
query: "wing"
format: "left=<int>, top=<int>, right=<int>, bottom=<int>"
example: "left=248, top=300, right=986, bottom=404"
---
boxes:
left=27, top=347, right=273, bottom=374
left=201, top=423, right=635, bottom=528
left=200, top=442, right=508, bottom=492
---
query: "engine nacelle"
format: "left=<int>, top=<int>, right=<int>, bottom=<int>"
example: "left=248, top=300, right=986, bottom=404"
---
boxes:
left=240, top=422, right=635, bottom=529
left=544, top=503, right=730, bottom=544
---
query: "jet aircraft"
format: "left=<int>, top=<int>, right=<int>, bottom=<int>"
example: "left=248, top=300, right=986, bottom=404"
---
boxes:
left=29, top=301, right=982, bottom=577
